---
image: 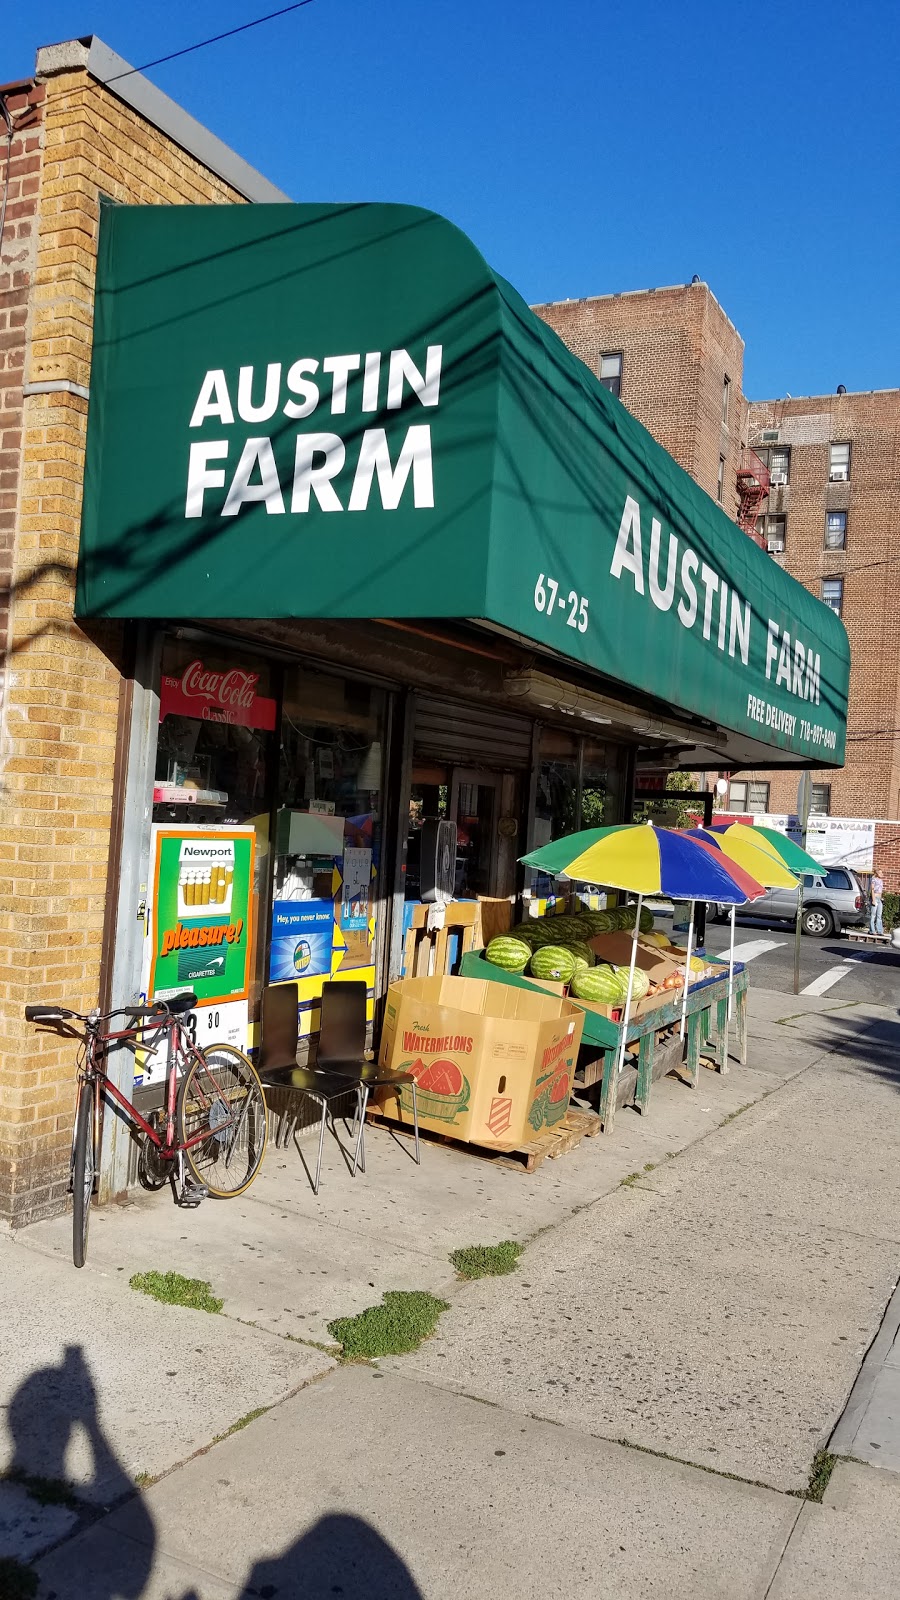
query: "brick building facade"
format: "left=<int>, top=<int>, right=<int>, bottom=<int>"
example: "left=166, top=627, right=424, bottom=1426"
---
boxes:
left=745, top=391, right=900, bottom=822
left=0, top=38, right=284, bottom=1224
left=536, top=291, right=900, bottom=838
left=533, top=283, right=749, bottom=520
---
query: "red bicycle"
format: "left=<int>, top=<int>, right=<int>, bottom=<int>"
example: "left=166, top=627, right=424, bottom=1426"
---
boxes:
left=25, top=992, right=268, bottom=1267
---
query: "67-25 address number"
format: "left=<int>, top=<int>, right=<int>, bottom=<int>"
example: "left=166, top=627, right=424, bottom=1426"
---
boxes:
left=534, top=573, right=589, bottom=633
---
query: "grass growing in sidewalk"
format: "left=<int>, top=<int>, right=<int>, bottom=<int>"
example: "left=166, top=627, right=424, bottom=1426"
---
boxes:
left=328, top=1290, right=449, bottom=1361
left=449, top=1241, right=523, bottom=1280
left=806, top=1450, right=838, bottom=1502
left=0, top=1558, right=38, bottom=1599
left=129, top=1270, right=223, bottom=1314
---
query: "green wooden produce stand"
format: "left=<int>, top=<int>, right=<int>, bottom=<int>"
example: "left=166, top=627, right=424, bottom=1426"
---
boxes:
left=458, top=951, right=749, bottom=1133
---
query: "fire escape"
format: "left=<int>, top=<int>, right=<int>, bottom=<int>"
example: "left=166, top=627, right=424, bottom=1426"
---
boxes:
left=736, top=449, right=771, bottom=547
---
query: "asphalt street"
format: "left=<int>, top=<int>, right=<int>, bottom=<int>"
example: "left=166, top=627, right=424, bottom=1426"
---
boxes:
left=653, top=909, right=900, bottom=1004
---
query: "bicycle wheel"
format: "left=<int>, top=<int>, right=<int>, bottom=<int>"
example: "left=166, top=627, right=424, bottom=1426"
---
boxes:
left=177, top=1044, right=267, bottom=1197
left=71, top=1079, right=95, bottom=1268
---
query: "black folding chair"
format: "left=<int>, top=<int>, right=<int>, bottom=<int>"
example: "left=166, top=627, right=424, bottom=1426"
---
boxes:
left=257, top=982, right=367, bottom=1196
left=318, top=981, right=420, bottom=1166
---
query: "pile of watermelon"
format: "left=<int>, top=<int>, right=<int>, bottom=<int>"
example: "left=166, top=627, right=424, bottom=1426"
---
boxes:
left=485, top=901, right=658, bottom=988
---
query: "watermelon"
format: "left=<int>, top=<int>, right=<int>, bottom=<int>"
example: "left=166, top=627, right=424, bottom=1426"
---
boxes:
left=485, top=936, right=531, bottom=973
left=564, top=940, right=595, bottom=969
left=571, top=964, right=622, bottom=1003
left=614, top=964, right=650, bottom=1001
left=639, top=908, right=655, bottom=933
left=529, top=945, right=577, bottom=982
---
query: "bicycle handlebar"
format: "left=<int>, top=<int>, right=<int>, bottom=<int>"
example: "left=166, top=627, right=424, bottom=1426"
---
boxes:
left=24, top=992, right=198, bottom=1027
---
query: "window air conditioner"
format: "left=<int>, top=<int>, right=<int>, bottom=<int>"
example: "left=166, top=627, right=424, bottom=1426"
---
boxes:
left=770, top=471, right=788, bottom=486
left=767, top=537, right=785, bottom=553
left=829, top=469, right=848, bottom=482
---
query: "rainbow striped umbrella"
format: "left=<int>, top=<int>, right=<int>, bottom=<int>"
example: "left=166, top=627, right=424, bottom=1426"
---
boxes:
left=686, top=825, right=792, bottom=1019
left=521, top=822, right=764, bottom=904
left=521, top=823, right=764, bottom=1062
left=711, top=823, right=821, bottom=877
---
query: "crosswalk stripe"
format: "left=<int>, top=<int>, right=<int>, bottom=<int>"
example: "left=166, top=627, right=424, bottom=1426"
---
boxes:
left=728, top=939, right=787, bottom=962
left=801, top=963, right=853, bottom=997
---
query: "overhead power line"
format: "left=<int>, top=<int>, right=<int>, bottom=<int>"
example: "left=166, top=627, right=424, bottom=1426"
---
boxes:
left=101, top=1, right=316, bottom=85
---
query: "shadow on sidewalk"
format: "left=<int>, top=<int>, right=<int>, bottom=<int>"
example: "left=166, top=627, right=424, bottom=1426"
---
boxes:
left=803, top=1010, right=900, bottom=1091
left=5, top=1344, right=155, bottom=1597
left=231, top=1513, right=425, bottom=1599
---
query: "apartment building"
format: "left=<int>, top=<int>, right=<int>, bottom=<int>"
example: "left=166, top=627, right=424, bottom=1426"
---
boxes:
left=535, top=291, right=900, bottom=824
left=746, top=391, right=900, bottom=821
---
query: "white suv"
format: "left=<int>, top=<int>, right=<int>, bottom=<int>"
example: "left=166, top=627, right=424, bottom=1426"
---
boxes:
left=710, top=867, right=866, bottom=937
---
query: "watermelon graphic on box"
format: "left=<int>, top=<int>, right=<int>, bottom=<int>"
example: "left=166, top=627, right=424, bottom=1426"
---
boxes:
left=399, top=1058, right=471, bottom=1125
left=528, top=1063, right=573, bottom=1132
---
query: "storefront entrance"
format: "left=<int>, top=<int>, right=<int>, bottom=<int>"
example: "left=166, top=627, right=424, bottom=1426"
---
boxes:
left=407, top=766, right=513, bottom=901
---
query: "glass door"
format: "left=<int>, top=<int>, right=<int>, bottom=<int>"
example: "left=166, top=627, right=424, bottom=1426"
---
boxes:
left=449, top=770, right=501, bottom=898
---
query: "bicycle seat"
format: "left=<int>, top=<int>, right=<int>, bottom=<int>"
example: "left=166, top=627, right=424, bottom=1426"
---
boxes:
left=166, top=992, right=198, bottom=1015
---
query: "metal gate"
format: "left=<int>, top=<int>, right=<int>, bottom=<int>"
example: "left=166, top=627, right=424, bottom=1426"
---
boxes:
left=413, top=694, right=533, bottom=770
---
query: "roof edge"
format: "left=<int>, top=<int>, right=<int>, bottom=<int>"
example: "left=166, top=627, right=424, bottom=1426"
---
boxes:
left=35, top=35, right=290, bottom=205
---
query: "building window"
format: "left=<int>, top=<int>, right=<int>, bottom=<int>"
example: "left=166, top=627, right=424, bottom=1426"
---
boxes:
left=829, top=441, right=851, bottom=481
left=822, top=578, right=844, bottom=615
left=756, top=513, right=787, bottom=552
left=755, top=446, right=791, bottom=484
left=717, top=455, right=725, bottom=502
left=810, top=783, right=831, bottom=815
left=728, top=780, right=770, bottom=814
left=599, top=353, right=622, bottom=398
left=722, top=374, right=731, bottom=424
left=824, top=510, right=847, bottom=549
left=769, top=446, right=790, bottom=485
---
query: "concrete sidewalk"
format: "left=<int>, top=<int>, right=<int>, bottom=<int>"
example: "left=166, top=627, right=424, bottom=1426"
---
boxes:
left=2, top=987, right=900, bottom=1596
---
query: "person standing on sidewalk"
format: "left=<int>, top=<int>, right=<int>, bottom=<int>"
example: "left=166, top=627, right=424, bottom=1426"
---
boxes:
left=869, top=867, right=885, bottom=935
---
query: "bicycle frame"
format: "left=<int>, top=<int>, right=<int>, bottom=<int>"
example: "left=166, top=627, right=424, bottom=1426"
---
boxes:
left=79, top=1012, right=243, bottom=1168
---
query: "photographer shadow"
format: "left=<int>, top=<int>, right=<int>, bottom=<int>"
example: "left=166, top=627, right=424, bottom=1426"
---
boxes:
left=5, top=1344, right=154, bottom=1598
left=233, top=1512, right=424, bottom=1599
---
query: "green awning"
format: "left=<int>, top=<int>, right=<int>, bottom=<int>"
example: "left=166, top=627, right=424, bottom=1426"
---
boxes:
left=77, top=202, right=848, bottom=766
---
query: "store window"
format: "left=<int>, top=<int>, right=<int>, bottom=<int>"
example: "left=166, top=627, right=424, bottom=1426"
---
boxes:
left=581, top=736, right=625, bottom=828
left=729, top=779, right=770, bottom=814
left=274, top=665, right=387, bottom=1040
left=150, top=639, right=278, bottom=1050
left=534, top=729, right=579, bottom=846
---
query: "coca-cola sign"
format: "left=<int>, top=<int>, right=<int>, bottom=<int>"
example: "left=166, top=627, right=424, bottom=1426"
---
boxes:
left=160, top=659, right=277, bottom=730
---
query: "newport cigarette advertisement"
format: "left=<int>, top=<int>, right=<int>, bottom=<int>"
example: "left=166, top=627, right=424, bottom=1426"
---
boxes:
left=146, top=826, right=255, bottom=1005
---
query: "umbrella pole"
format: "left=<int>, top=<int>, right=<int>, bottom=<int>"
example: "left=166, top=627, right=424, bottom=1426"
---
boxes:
left=727, top=904, right=736, bottom=1022
left=679, top=902, right=695, bottom=1039
left=615, top=894, right=642, bottom=1082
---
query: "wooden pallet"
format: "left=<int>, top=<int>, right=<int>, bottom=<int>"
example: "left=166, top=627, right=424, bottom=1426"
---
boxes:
left=366, top=1105, right=602, bottom=1173
left=844, top=929, right=892, bottom=945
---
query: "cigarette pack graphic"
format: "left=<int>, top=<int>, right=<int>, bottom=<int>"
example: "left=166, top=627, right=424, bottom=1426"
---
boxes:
left=177, top=839, right=235, bottom=919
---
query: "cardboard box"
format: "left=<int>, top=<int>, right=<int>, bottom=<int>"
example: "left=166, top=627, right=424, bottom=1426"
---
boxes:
left=377, top=975, right=584, bottom=1146
left=580, top=933, right=686, bottom=1023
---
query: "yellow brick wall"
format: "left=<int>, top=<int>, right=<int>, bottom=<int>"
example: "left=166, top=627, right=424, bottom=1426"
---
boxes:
left=0, top=66, right=247, bottom=1223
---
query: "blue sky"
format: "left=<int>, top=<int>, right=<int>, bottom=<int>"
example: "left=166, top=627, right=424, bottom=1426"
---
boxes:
left=6, top=0, right=898, bottom=398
